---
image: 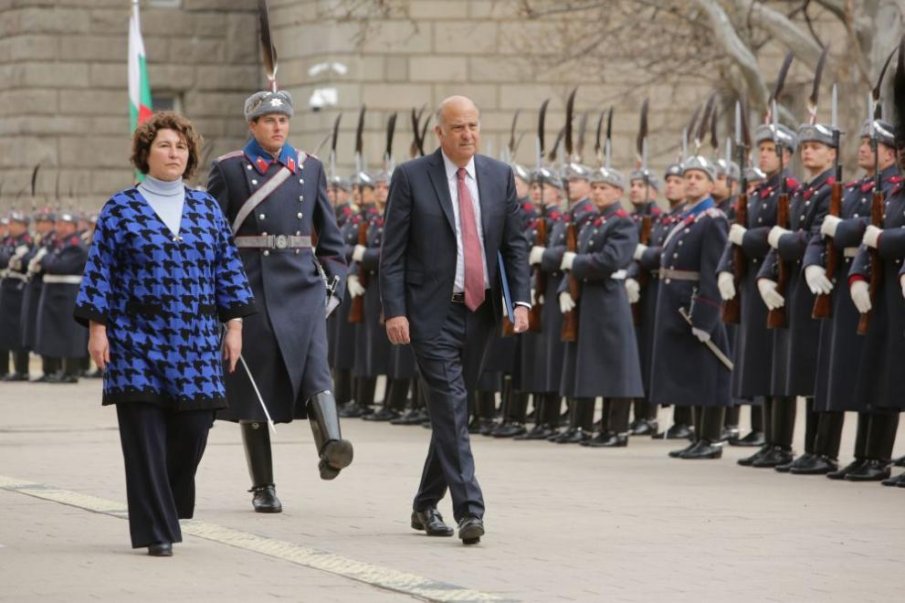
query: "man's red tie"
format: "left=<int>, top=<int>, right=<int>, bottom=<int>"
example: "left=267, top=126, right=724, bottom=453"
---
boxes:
left=457, top=167, right=485, bottom=311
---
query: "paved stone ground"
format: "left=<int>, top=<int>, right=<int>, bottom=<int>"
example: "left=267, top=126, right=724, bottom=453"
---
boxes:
left=1, top=377, right=904, bottom=602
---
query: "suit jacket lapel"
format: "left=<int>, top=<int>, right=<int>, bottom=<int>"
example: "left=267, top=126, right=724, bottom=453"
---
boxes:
left=474, top=155, right=495, bottom=263
left=427, top=149, right=456, bottom=233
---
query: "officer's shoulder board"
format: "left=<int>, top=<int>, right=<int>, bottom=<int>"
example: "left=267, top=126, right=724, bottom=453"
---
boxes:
left=216, top=150, right=244, bottom=163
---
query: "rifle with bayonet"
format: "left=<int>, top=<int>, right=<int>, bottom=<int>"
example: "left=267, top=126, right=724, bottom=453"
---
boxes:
left=632, top=99, right=650, bottom=326
left=723, top=99, right=751, bottom=324
left=560, top=88, right=580, bottom=342
left=813, top=80, right=841, bottom=319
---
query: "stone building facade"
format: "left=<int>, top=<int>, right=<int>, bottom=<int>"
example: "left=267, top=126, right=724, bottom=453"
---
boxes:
left=0, top=0, right=844, bottom=212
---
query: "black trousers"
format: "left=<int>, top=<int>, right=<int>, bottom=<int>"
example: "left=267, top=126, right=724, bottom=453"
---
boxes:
left=411, top=301, right=491, bottom=522
left=116, top=403, right=214, bottom=548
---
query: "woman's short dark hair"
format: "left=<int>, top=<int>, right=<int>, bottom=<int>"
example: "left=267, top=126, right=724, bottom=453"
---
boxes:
left=130, top=111, right=203, bottom=179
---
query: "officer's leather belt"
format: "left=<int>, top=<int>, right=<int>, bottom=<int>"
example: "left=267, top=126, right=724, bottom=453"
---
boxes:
left=126, top=301, right=216, bottom=317
left=659, top=269, right=700, bottom=282
left=843, top=247, right=859, bottom=258
left=43, top=274, right=83, bottom=285
left=235, top=235, right=312, bottom=250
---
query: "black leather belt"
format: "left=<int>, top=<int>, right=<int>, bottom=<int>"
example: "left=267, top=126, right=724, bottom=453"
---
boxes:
left=451, top=289, right=491, bottom=303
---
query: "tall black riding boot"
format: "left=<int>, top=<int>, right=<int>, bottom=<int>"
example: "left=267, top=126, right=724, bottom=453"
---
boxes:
left=241, top=421, right=281, bottom=513
left=308, top=391, right=354, bottom=480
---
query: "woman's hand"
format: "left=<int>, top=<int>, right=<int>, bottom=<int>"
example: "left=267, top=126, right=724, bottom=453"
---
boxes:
left=88, top=321, right=110, bottom=371
left=223, top=320, right=242, bottom=373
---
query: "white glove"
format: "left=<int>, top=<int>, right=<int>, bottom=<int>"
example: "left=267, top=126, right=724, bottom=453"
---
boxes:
left=625, top=278, right=640, bottom=303
left=692, top=327, right=711, bottom=342
left=850, top=280, right=871, bottom=313
left=530, top=288, right=537, bottom=305
left=804, top=265, right=833, bottom=295
left=8, top=256, right=21, bottom=271
left=633, top=243, right=648, bottom=261
left=820, top=215, right=841, bottom=238
left=27, top=247, right=48, bottom=274
left=529, top=245, right=545, bottom=265
left=862, top=225, right=882, bottom=249
left=900, top=274, right=905, bottom=301
left=728, top=224, right=747, bottom=246
left=560, top=252, right=576, bottom=271
left=537, top=294, right=545, bottom=305
left=352, top=244, right=367, bottom=262
left=757, top=278, right=785, bottom=310
left=768, top=226, right=790, bottom=249
left=559, top=291, right=576, bottom=313
left=347, top=273, right=365, bottom=298
left=717, top=271, right=736, bottom=301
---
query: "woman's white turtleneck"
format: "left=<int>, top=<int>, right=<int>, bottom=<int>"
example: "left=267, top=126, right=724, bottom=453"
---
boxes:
left=139, top=174, right=185, bottom=236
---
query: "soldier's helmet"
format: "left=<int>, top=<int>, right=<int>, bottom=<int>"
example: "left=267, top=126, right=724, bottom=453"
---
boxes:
left=629, top=169, right=661, bottom=191
left=532, top=166, right=563, bottom=190
left=562, top=162, right=592, bottom=181
left=56, top=212, right=77, bottom=224
left=512, top=163, right=531, bottom=183
left=663, top=162, right=684, bottom=181
left=715, top=159, right=741, bottom=181
left=859, top=119, right=896, bottom=148
left=352, top=171, right=375, bottom=189
left=683, top=155, right=717, bottom=181
left=590, top=167, right=625, bottom=190
left=371, top=169, right=391, bottom=184
left=797, top=123, right=838, bottom=148
left=745, top=166, right=767, bottom=183
left=34, top=206, right=56, bottom=222
left=755, top=123, right=798, bottom=152
left=329, top=175, right=351, bottom=192
left=9, top=210, right=30, bottom=224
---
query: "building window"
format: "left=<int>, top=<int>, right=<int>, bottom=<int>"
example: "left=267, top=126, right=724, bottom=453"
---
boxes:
left=152, top=92, right=183, bottom=114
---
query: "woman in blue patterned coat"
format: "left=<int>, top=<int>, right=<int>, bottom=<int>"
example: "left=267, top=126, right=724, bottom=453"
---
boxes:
left=75, top=112, right=256, bottom=557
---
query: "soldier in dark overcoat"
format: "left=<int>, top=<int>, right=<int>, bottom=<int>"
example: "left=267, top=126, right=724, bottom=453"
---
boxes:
left=33, top=212, right=88, bottom=382
left=327, top=176, right=358, bottom=407
left=755, top=123, right=835, bottom=470
left=20, top=209, right=60, bottom=380
left=804, top=119, right=902, bottom=480
left=0, top=211, right=33, bottom=381
left=208, top=89, right=351, bottom=513
left=557, top=166, right=643, bottom=448
left=718, top=124, right=799, bottom=463
left=649, top=157, right=731, bottom=459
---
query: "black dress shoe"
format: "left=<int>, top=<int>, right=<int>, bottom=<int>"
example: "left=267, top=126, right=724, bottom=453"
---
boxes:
left=751, top=445, right=795, bottom=468
left=48, top=373, right=78, bottom=384
left=362, top=407, right=400, bottom=422
left=492, top=422, right=527, bottom=438
left=338, top=402, right=364, bottom=418
left=893, top=455, right=905, bottom=468
left=249, top=484, right=282, bottom=513
left=457, top=516, right=484, bottom=545
left=2, top=372, right=29, bottom=382
left=657, top=424, right=694, bottom=440
left=729, top=430, right=765, bottom=447
left=844, top=459, right=891, bottom=482
left=882, top=473, right=905, bottom=487
left=478, top=419, right=497, bottom=436
left=411, top=507, right=454, bottom=537
left=584, top=433, right=628, bottom=448
left=827, top=459, right=865, bottom=480
left=789, top=454, right=838, bottom=475
left=679, top=440, right=723, bottom=459
left=668, top=441, right=696, bottom=458
left=555, top=428, right=590, bottom=444
left=390, top=410, right=424, bottom=425
left=737, top=443, right=771, bottom=467
left=83, top=369, right=103, bottom=379
left=630, top=419, right=658, bottom=436
left=776, top=452, right=813, bottom=473
left=514, top=425, right=553, bottom=440
left=147, top=542, right=173, bottom=557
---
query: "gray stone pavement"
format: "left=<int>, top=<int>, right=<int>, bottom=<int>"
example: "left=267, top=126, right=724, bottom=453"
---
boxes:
left=1, top=377, right=904, bottom=602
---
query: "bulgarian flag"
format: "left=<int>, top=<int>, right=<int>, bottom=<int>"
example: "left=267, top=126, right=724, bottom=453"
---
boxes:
left=128, top=0, right=152, bottom=132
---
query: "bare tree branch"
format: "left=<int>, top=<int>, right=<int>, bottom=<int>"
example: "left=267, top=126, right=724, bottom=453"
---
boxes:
left=730, top=0, right=824, bottom=68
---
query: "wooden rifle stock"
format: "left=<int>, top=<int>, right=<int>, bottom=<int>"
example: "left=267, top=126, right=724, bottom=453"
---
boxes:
left=560, top=222, right=580, bottom=342
left=528, top=217, right=547, bottom=332
left=347, top=220, right=369, bottom=324
left=766, top=192, right=789, bottom=328
left=631, top=215, right=652, bottom=325
left=812, top=179, right=842, bottom=319
left=857, top=190, right=884, bottom=334
left=722, top=192, right=747, bottom=324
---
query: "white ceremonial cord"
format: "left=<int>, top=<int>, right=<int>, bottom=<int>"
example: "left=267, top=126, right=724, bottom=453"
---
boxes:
left=239, top=353, right=276, bottom=434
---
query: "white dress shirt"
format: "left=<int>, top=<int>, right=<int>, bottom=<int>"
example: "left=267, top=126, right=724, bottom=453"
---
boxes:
left=442, top=151, right=490, bottom=292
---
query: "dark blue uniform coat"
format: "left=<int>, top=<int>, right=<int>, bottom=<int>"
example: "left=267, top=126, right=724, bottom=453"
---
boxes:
left=36, top=233, right=88, bottom=358
left=0, top=232, right=33, bottom=351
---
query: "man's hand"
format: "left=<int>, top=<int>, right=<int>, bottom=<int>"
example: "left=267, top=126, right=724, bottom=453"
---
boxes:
left=728, top=224, right=747, bottom=246
left=804, top=265, right=833, bottom=295
left=386, top=316, right=410, bottom=345
left=559, top=291, right=576, bottom=313
left=347, top=274, right=365, bottom=298
left=717, top=271, right=736, bottom=301
left=512, top=306, right=529, bottom=333
left=87, top=321, right=110, bottom=371
left=820, top=215, right=841, bottom=238
left=625, top=278, right=640, bottom=303
left=757, top=278, right=785, bottom=310
left=851, top=280, right=871, bottom=313
left=222, top=321, right=242, bottom=373
left=352, top=244, right=367, bottom=262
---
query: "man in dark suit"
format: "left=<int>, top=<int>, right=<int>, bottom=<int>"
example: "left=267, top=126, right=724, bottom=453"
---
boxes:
left=380, top=96, right=530, bottom=545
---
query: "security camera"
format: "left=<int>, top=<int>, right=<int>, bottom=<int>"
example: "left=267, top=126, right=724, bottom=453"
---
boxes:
left=309, top=87, right=338, bottom=112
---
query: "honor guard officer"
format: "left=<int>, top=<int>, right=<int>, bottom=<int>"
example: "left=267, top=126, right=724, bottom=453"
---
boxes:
left=755, top=123, right=834, bottom=471
left=521, top=168, right=570, bottom=439
left=555, top=166, right=643, bottom=448
left=32, top=212, right=88, bottom=383
left=718, top=123, right=799, bottom=464
left=22, top=208, right=60, bottom=381
left=649, top=156, right=731, bottom=460
left=208, top=86, right=352, bottom=513
left=628, top=163, right=693, bottom=440
left=327, top=175, right=359, bottom=410
left=805, top=119, right=902, bottom=479
left=0, top=211, right=34, bottom=381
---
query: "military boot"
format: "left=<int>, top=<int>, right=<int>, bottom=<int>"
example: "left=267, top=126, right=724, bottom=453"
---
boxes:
left=308, top=391, right=354, bottom=480
left=241, top=421, right=281, bottom=513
